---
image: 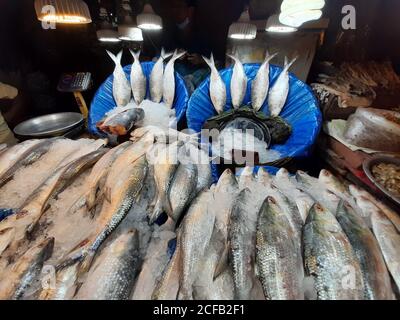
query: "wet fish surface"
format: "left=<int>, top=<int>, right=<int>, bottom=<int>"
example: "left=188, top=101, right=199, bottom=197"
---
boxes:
left=106, top=50, right=131, bottom=107
left=150, top=48, right=173, bottom=103
left=228, top=54, right=247, bottom=109
left=203, top=53, right=226, bottom=114
left=129, top=50, right=147, bottom=105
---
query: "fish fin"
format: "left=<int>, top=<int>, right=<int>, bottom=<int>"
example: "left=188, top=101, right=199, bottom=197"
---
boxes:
left=161, top=48, right=173, bottom=60
left=67, top=195, right=87, bottom=216
left=284, top=56, right=298, bottom=71
left=148, top=197, right=164, bottom=224
left=265, top=52, right=278, bottom=63
left=226, top=53, right=236, bottom=63
left=213, top=245, right=229, bottom=280
left=104, top=186, right=112, bottom=203
left=78, top=250, right=96, bottom=276
left=174, top=50, right=186, bottom=61
left=164, top=195, right=174, bottom=219
left=202, top=53, right=215, bottom=69
left=106, top=50, right=118, bottom=64
left=116, top=50, right=123, bottom=64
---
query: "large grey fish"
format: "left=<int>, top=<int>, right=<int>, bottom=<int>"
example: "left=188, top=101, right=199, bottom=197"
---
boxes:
left=163, top=50, right=186, bottom=108
left=370, top=208, right=400, bottom=292
left=150, top=48, right=173, bottom=103
left=203, top=53, right=226, bottom=114
left=129, top=50, right=147, bottom=105
left=106, top=50, right=131, bottom=107
left=273, top=168, right=314, bottom=223
left=251, top=52, right=278, bottom=111
left=0, top=237, right=54, bottom=300
left=97, top=107, right=144, bottom=136
left=152, top=236, right=182, bottom=300
left=148, top=141, right=182, bottom=224
left=295, top=170, right=341, bottom=215
left=178, top=190, right=215, bottom=300
left=303, top=204, right=364, bottom=300
left=268, top=57, right=297, bottom=116
left=256, top=197, right=304, bottom=300
left=228, top=188, right=259, bottom=300
left=336, top=201, right=394, bottom=300
left=68, top=142, right=132, bottom=215
left=227, top=54, right=247, bottom=109
left=75, top=230, right=140, bottom=300
left=131, top=229, right=176, bottom=300
left=0, top=138, right=59, bottom=188
left=349, top=184, right=400, bottom=232
left=167, top=162, right=198, bottom=222
left=0, top=149, right=106, bottom=257
left=57, top=155, right=148, bottom=274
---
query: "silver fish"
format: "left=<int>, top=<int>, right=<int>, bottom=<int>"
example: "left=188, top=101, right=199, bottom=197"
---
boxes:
left=163, top=50, right=186, bottom=108
left=178, top=190, right=215, bottom=300
left=303, top=204, right=364, bottom=300
left=167, top=162, right=198, bottom=222
left=75, top=230, right=140, bottom=300
left=106, top=50, right=131, bottom=107
left=257, top=167, right=273, bottom=186
left=0, top=138, right=59, bottom=188
left=251, top=52, right=278, bottom=111
left=227, top=54, right=247, bottom=109
left=370, top=208, right=400, bottom=292
left=336, top=201, right=394, bottom=300
left=256, top=197, right=304, bottom=300
left=273, top=168, right=314, bottom=223
left=0, top=237, right=54, bottom=300
left=150, top=48, right=173, bottom=103
left=129, top=50, right=147, bottom=105
left=98, top=107, right=144, bottom=136
left=268, top=57, right=297, bottom=116
left=228, top=188, right=258, bottom=300
left=148, top=141, right=181, bottom=224
left=203, top=53, right=226, bottom=114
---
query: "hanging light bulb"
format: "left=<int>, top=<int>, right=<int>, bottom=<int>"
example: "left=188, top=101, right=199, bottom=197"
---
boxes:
left=34, top=0, right=92, bottom=24
left=266, top=14, right=297, bottom=33
left=228, top=7, right=257, bottom=40
left=118, top=1, right=144, bottom=41
left=137, top=3, right=163, bottom=30
left=280, top=0, right=325, bottom=27
left=97, top=7, right=120, bottom=42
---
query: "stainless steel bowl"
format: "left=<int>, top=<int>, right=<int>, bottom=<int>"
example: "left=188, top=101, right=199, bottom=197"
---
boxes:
left=363, top=155, right=400, bottom=205
left=14, top=112, right=84, bottom=138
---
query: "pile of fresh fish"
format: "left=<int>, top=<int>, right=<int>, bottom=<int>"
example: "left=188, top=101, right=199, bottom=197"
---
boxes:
left=202, top=52, right=296, bottom=164
left=97, top=49, right=184, bottom=136
left=0, top=134, right=399, bottom=300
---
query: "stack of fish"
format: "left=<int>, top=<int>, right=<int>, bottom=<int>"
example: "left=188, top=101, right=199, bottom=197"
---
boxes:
left=0, top=134, right=399, bottom=300
left=203, top=53, right=296, bottom=163
left=97, top=49, right=185, bottom=136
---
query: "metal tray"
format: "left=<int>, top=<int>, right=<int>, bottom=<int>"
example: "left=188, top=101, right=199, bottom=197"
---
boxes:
left=363, top=155, right=400, bottom=205
left=14, top=112, right=84, bottom=138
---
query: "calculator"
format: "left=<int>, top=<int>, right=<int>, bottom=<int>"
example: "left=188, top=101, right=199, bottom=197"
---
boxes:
left=57, top=72, right=92, bottom=92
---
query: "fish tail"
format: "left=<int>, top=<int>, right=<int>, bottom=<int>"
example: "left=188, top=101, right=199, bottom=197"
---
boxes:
left=78, top=250, right=96, bottom=275
left=284, top=56, right=298, bottom=71
left=226, top=53, right=236, bottom=63
left=266, top=52, right=278, bottom=63
left=161, top=48, right=173, bottom=60
left=202, top=53, right=215, bottom=69
left=129, top=49, right=141, bottom=62
left=173, top=50, right=186, bottom=62
left=106, top=50, right=118, bottom=65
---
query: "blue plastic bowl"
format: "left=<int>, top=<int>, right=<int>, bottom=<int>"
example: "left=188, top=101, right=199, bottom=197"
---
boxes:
left=187, top=63, right=322, bottom=161
left=88, top=61, right=189, bottom=136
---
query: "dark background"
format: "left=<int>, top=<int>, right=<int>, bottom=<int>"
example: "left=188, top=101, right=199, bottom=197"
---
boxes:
left=0, top=0, right=399, bottom=127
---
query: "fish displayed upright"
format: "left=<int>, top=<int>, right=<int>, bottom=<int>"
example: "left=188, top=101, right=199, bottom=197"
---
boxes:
left=163, top=50, right=186, bottom=108
left=256, top=197, right=304, bottom=300
left=228, top=188, right=258, bottom=300
left=148, top=141, right=182, bottom=224
left=106, top=50, right=131, bottom=107
left=336, top=201, right=394, bottom=300
left=75, top=230, right=140, bottom=300
left=0, top=149, right=106, bottom=257
left=268, top=57, right=297, bottom=116
left=370, top=208, right=400, bottom=292
left=0, top=237, right=54, bottom=300
left=150, top=48, right=173, bottom=103
left=129, top=50, right=147, bottom=105
left=303, top=204, right=364, bottom=300
left=57, top=156, right=148, bottom=273
left=251, top=52, right=277, bottom=111
left=68, top=142, right=132, bottom=215
left=0, top=138, right=59, bottom=188
left=227, top=54, right=247, bottom=109
left=178, top=190, right=215, bottom=300
left=167, top=162, right=198, bottom=222
left=273, top=168, right=314, bottom=223
left=203, top=53, right=226, bottom=114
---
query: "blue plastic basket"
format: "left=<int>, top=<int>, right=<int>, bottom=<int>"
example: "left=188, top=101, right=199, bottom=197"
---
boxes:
left=187, top=63, right=322, bottom=162
left=88, top=61, right=189, bottom=136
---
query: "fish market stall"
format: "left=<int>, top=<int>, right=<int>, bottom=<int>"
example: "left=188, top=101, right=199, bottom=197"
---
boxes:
left=0, top=0, right=400, bottom=303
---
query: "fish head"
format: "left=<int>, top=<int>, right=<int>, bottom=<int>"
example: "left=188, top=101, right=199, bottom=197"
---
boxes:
left=215, top=169, right=238, bottom=193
